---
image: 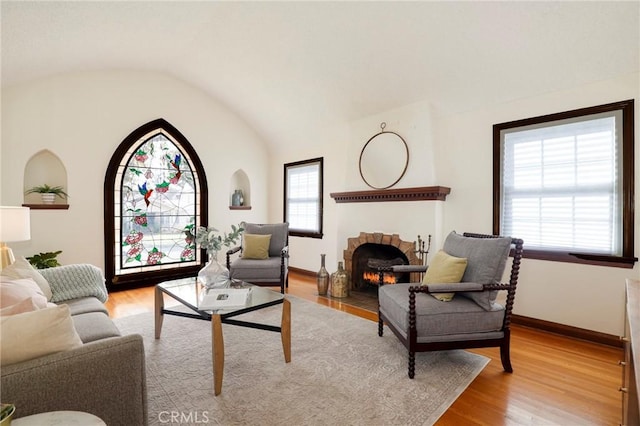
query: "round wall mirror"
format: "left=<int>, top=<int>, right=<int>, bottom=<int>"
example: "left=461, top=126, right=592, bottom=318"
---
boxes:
left=359, top=124, right=409, bottom=189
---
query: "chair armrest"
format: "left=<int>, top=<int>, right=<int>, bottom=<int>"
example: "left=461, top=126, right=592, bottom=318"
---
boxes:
left=226, top=246, right=242, bottom=268
left=1, top=334, right=147, bottom=425
left=226, top=246, right=242, bottom=255
left=378, top=265, right=427, bottom=286
left=39, top=264, right=108, bottom=303
left=420, top=282, right=484, bottom=293
left=390, top=264, right=428, bottom=273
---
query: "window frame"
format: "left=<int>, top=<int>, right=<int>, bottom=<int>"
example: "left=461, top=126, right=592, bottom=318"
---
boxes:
left=104, top=119, right=209, bottom=288
left=493, top=99, right=635, bottom=268
left=283, top=157, right=324, bottom=239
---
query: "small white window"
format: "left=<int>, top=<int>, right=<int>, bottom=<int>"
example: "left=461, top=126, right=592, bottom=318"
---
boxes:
left=284, top=158, right=323, bottom=238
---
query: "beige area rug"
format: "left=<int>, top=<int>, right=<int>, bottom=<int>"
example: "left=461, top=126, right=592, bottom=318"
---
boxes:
left=114, top=295, right=489, bottom=426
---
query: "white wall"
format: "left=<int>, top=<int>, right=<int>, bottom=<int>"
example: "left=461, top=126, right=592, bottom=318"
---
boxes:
left=3, top=69, right=638, bottom=336
left=435, top=72, right=640, bottom=336
left=274, top=73, right=639, bottom=336
left=1, top=70, right=271, bottom=268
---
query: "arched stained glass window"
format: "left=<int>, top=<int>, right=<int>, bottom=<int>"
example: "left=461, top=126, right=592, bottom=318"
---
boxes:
left=104, top=119, right=208, bottom=288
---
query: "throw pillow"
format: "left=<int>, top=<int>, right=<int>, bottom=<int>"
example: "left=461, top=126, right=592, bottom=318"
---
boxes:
left=0, top=304, right=83, bottom=365
left=242, top=234, right=272, bottom=260
left=442, top=231, right=512, bottom=310
left=0, top=277, right=49, bottom=309
left=0, top=257, right=53, bottom=300
left=421, top=250, right=468, bottom=301
left=0, top=298, right=41, bottom=316
left=242, top=222, right=288, bottom=257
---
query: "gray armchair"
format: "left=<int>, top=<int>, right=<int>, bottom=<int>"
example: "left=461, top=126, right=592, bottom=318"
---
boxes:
left=378, top=231, right=524, bottom=378
left=226, top=222, right=289, bottom=294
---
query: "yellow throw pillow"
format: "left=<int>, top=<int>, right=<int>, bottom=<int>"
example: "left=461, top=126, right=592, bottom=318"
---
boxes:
left=422, top=250, right=468, bottom=302
left=0, top=304, right=83, bottom=365
left=242, top=234, right=271, bottom=260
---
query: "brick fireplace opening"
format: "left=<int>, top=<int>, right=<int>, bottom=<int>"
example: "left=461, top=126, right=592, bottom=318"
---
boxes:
left=343, top=232, right=422, bottom=293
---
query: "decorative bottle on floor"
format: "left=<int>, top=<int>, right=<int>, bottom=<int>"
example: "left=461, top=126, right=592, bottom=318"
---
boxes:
left=317, top=254, right=329, bottom=296
left=330, top=261, right=349, bottom=298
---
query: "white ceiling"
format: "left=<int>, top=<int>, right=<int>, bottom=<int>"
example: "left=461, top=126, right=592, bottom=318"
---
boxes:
left=2, top=1, right=639, bottom=150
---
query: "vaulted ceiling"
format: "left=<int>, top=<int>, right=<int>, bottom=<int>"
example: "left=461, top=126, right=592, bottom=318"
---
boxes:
left=2, top=1, right=638, bottom=151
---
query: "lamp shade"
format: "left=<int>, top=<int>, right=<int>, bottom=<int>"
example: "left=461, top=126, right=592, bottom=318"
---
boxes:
left=0, top=206, right=31, bottom=242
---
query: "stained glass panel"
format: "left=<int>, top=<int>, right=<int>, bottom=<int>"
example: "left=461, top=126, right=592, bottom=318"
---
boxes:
left=115, top=132, right=199, bottom=274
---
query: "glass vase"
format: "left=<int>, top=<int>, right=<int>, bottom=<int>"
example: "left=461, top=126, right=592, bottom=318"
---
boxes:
left=198, top=250, right=231, bottom=289
left=317, top=254, right=329, bottom=296
left=330, top=261, right=349, bottom=298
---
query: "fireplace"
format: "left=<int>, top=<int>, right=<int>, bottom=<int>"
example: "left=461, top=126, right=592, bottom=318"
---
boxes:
left=343, top=232, right=422, bottom=292
left=353, top=244, right=410, bottom=289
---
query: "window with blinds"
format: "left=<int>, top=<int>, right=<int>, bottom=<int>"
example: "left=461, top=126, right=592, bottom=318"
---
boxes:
left=494, top=100, right=635, bottom=268
left=284, top=158, right=323, bottom=238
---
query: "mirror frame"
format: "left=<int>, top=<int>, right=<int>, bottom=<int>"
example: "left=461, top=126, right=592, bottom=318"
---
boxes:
left=358, top=130, right=409, bottom=189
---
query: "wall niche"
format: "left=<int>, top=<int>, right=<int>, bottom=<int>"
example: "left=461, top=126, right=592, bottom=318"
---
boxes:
left=23, top=149, right=69, bottom=209
left=229, top=169, right=251, bottom=210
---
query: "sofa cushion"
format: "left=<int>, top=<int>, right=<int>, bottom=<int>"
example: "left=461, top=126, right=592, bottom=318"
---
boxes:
left=0, top=257, right=52, bottom=300
left=72, top=312, right=121, bottom=343
left=379, top=283, right=505, bottom=343
left=229, top=257, right=282, bottom=282
left=421, top=250, right=467, bottom=302
left=442, top=231, right=511, bottom=310
left=0, top=277, right=50, bottom=310
left=0, top=304, right=83, bottom=365
left=61, top=297, right=109, bottom=316
left=242, top=233, right=271, bottom=260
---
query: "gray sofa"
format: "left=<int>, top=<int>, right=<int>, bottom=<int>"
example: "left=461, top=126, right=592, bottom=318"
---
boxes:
left=1, top=264, right=147, bottom=425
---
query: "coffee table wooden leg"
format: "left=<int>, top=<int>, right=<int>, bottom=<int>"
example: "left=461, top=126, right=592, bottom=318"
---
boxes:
left=281, top=298, right=291, bottom=363
left=212, top=314, right=224, bottom=396
left=154, top=286, right=164, bottom=339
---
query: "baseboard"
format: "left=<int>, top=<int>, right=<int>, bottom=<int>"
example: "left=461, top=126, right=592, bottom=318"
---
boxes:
left=288, top=268, right=622, bottom=348
left=289, top=266, right=316, bottom=277
left=511, top=314, right=622, bottom=348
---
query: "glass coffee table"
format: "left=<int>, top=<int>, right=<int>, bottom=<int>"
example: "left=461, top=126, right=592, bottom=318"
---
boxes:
left=155, top=277, right=291, bottom=395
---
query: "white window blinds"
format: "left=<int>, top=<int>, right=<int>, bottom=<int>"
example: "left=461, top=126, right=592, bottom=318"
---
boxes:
left=500, top=111, right=622, bottom=255
left=286, top=161, right=321, bottom=233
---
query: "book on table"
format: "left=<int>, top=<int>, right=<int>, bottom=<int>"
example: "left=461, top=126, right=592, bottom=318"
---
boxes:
left=199, top=288, right=251, bottom=310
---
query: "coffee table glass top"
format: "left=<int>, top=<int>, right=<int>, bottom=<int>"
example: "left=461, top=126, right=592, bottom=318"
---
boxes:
left=157, top=277, right=284, bottom=314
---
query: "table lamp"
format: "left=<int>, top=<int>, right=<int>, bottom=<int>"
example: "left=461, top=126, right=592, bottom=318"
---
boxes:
left=0, top=206, right=31, bottom=269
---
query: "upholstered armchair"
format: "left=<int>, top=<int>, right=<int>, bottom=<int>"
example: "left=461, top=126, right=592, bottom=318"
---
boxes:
left=377, top=231, right=524, bottom=378
left=226, top=222, right=289, bottom=294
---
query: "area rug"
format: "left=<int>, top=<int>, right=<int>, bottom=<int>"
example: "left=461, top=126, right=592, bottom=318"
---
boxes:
left=114, top=295, right=489, bottom=426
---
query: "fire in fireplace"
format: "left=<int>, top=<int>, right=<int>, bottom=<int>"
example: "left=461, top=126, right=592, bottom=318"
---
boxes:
left=343, top=232, right=423, bottom=293
left=352, top=244, right=409, bottom=290
left=361, top=256, right=408, bottom=287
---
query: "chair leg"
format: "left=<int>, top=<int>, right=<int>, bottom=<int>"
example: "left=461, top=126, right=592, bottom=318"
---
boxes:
left=408, top=352, right=415, bottom=379
left=378, top=317, right=384, bottom=337
left=500, top=333, right=513, bottom=373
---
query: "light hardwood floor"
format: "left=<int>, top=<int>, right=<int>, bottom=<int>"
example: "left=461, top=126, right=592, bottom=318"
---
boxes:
left=106, top=272, right=623, bottom=425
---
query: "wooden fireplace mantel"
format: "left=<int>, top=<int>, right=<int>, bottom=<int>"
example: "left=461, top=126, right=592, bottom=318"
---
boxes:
left=330, top=186, right=450, bottom=203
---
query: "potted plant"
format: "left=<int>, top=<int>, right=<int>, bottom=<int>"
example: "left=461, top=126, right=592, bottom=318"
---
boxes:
left=0, top=403, right=15, bottom=425
left=25, top=184, right=69, bottom=204
left=27, top=251, right=62, bottom=269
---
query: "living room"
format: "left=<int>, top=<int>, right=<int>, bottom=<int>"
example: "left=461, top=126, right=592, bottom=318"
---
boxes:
left=1, top=1, right=639, bottom=425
